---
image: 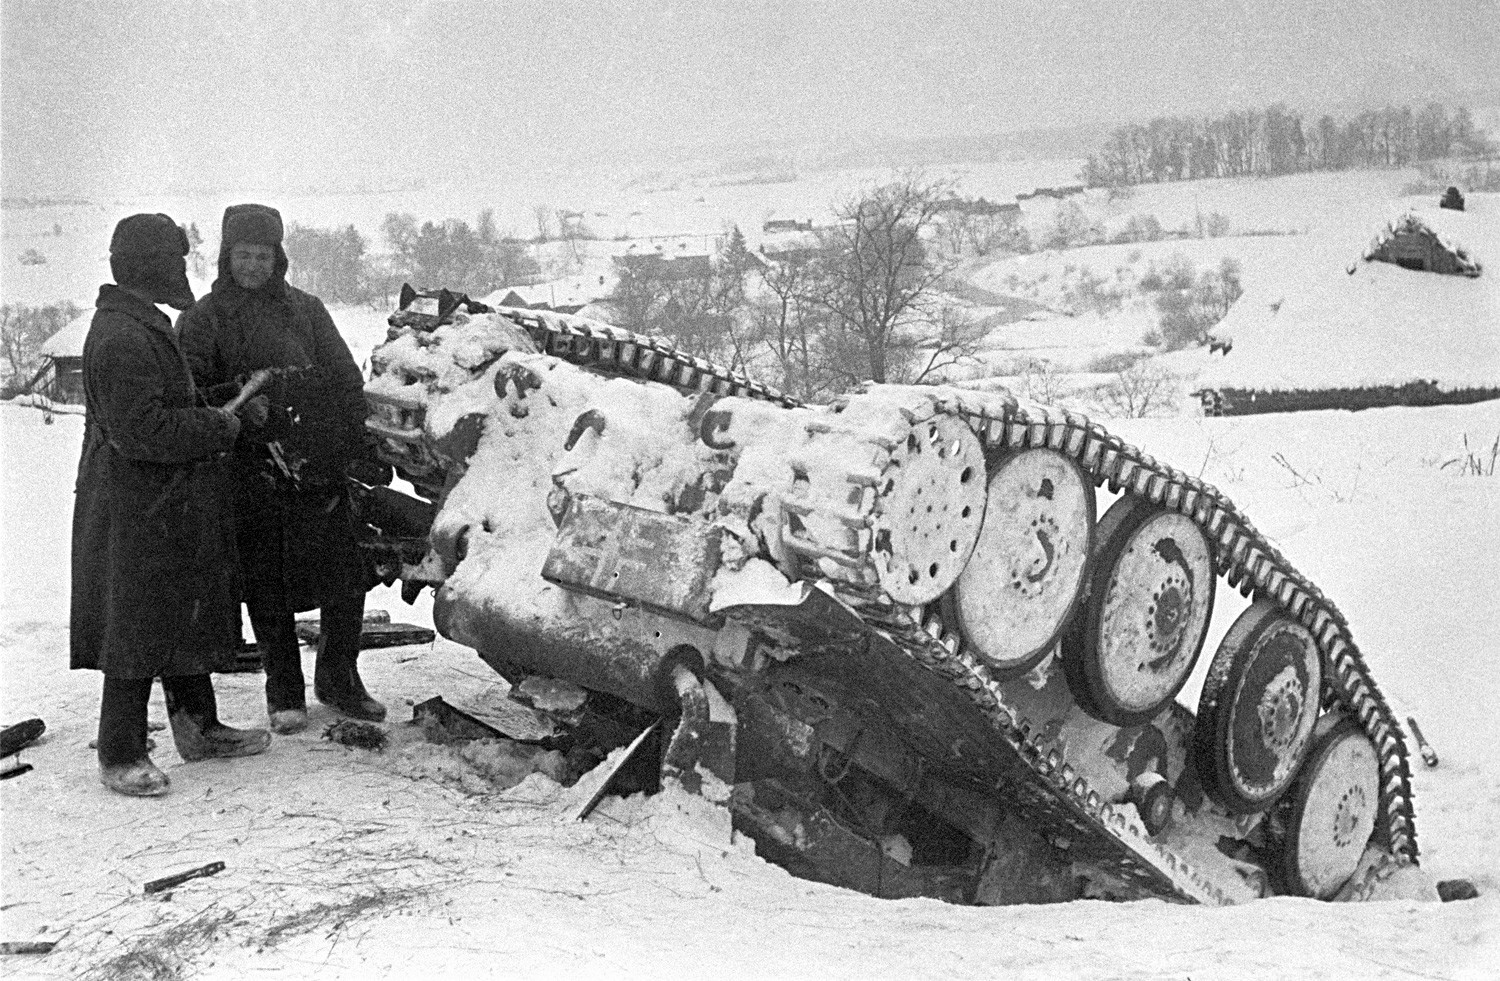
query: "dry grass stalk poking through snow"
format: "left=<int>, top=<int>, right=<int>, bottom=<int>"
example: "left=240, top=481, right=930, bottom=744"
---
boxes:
left=1439, top=433, right=1500, bottom=476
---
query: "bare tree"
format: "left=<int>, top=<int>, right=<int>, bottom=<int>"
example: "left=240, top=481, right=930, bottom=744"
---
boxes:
left=754, top=248, right=831, bottom=399
left=606, top=231, right=755, bottom=364
left=554, top=209, right=594, bottom=269
left=1099, top=361, right=1179, bottom=418
left=382, top=211, right=540, bottom=295
left=938, top=210, right=1030, bottom=258
left=533, top=204, right=556, bottom=244
left=1020, top=357, right=1067, bottom=404
left=0, top=305, right=28, bottom=386
left=900, top=304, right=988, bottom=384
left=804, top=175, right=955, bottom=384
left=1, top=301, right=82, bottom=393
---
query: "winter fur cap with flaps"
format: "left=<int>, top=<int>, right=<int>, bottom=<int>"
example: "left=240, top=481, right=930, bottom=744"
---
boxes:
left=111, top=213, right=189, bottom=258
left=109, top=213, right=191, bottom=295
left=217, top=203, right=288, bottom=285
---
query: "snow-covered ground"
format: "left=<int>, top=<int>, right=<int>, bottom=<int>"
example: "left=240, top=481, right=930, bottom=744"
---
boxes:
left=3, top=392, right=1498, bottom=980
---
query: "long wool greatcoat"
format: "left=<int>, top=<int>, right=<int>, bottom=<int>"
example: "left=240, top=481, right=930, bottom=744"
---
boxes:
left=70, top=285, right=242, bottom=677
left=177, top=267, right=371, bottom=612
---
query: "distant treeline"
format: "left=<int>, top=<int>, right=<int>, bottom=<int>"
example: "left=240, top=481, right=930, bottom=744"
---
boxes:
left=281, top=209, right=543, bottom=306
left=1082, top=102, right=1494, bottom=188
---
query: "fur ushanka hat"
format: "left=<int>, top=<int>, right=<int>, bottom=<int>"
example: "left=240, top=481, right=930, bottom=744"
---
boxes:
left=221, top=203, right=284, bottom=250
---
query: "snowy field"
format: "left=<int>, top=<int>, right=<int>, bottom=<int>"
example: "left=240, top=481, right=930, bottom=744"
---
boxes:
left=3, top=393, right=1499, bottom=980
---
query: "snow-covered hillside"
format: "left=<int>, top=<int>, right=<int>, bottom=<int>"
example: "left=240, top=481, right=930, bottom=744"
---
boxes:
left=964, top=171, right=1500, bottom=394
left=2, top=396, right=1498, bottom=980
left=1199, top=196, right=1499, bottom=393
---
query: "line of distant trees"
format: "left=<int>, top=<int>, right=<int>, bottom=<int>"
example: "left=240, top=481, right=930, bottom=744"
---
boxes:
left=1082, top=102, right=1494, bottom=188
left=282, top=208, right=552, bottom=307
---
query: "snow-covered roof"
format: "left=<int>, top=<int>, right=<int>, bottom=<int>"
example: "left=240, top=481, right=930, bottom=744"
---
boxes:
left=759, top=230, right=821, bottom=258
left=482, top=278, right=608, bottom=312
left=1199, top=199, right=1500, bottom=394
left=1363, top=210, right=1482, bottom=273
left=40, top=311, right=92, bottom=359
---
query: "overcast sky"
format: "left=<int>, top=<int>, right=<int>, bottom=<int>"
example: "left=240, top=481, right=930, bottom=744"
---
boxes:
left=3, top=0, right=1498, bottom=196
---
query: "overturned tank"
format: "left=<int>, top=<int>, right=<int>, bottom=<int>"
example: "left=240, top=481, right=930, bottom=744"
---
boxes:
left=356, top=286, right=1426, bottom=906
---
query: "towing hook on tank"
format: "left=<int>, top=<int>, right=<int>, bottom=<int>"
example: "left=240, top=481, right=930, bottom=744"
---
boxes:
left=699, top=408, right=736, bottom=450
left=565, top=409, right=606, bottom=451
left=495, top=363, right=543, bottom=415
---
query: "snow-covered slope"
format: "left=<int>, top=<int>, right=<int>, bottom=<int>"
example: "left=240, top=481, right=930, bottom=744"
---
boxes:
left=1202, top=195, right=1500, bottom=393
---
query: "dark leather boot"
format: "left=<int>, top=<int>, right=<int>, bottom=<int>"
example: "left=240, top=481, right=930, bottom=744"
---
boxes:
left=313, top=595, right=386, bottom=722
left=163, top=674, right=271, bottom=762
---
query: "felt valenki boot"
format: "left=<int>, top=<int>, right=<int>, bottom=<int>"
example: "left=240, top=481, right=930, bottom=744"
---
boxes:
left=247, top=601, right=309, bottom=734
left=97, top=676, right=169, bottom=797
left=163, top=674, right=271, bottom=761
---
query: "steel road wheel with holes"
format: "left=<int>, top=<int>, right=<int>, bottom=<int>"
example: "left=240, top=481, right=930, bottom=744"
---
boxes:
left=1194, top=599, right=1323, bottom=813
left=1063, top=496, right=1216, bottom=726
left=1281, top=715, right=1379, bottom=898
left=944, top=449, right=1095, bottom=676
left=873, top=415, right=988, bottom=606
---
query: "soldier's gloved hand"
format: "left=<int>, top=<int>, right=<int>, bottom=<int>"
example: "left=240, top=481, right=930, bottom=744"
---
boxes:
left=238, top=394, right=270, bottom=428
left=216, top=407, right=242, bottom=441
left=346, top=454, right=393, bottom=487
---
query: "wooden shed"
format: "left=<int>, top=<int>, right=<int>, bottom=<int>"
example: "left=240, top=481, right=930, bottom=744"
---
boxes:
left=1364, top=213, right=1482, bottom=277
left=32, top=311, right=91, bottom=404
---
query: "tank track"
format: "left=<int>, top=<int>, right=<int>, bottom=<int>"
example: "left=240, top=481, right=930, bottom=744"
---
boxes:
left=375, top=301, right=1417, bottom=903
left=388, top=303, right=801, bottom=407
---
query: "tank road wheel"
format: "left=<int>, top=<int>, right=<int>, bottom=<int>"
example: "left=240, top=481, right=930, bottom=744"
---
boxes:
left=1063, top=496, right=1216, bottom=726
left=873, top=416, right=988, bottom=606
left=945, top=449, right=1095, bottom=676
left=1194, top=600, right=1323, bottom=813
left=1280, top=716, right=1379, bottom=898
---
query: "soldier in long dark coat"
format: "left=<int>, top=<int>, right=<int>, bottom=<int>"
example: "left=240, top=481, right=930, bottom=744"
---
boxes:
left=72, top=213, right=272, bottom=797
left=178, top=204, right=389, bottom=735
